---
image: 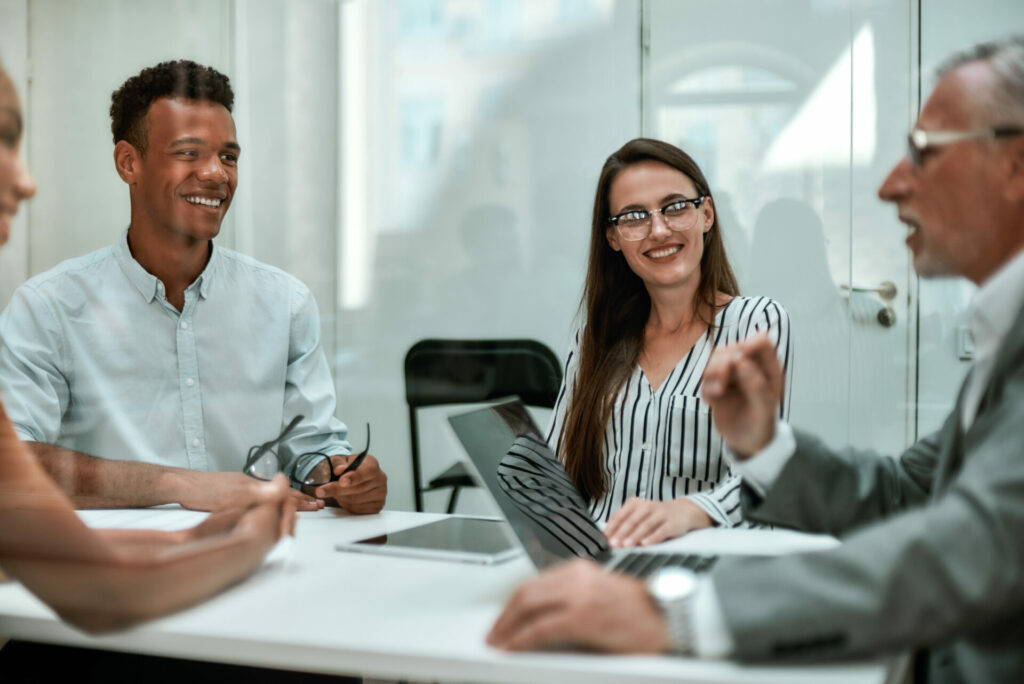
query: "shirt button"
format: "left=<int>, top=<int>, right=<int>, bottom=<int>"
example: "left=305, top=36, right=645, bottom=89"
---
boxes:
left=192, top=438, right=200, bottom=447
left=186, top=378, right=195, bottom=387
left=180, top=321, right=189, bottom=330
left=641, top=443, right=649, bottom=451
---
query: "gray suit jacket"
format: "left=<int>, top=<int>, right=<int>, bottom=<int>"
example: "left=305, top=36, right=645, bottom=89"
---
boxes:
left=711, top=303, right=1024, bottom=684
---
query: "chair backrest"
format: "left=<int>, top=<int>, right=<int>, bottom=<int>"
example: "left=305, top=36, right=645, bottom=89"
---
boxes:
left=403, top=339, right=564, bottom=511
left=404, top=339, right=563, bottom=410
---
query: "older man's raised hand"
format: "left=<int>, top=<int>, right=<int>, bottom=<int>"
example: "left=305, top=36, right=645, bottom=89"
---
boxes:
left=700, top=332, right=784, bottom=460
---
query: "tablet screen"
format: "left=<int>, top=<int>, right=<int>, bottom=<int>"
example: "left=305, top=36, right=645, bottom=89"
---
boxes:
left=338, top=517, right=520, bottom=564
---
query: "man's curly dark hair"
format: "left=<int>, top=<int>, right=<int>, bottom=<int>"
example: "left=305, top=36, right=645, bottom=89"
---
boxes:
left=110, top=60, right=234, bottom=155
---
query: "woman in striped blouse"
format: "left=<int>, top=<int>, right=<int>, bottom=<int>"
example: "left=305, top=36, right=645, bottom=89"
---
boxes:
left=547, top=138, right=792, bottom=548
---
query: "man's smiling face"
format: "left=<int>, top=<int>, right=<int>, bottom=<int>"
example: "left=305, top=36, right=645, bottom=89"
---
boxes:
left=130, top=96, right=239, bottom=243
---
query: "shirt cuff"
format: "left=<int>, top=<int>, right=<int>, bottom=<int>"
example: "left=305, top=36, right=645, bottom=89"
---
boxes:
left=691, top=576, right=734, bottom=658
left=728, top=420, right=796, bottom=497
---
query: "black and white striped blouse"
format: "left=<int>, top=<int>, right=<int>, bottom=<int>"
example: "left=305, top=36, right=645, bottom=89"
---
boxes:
left=546, top=296, right=793, bottom=527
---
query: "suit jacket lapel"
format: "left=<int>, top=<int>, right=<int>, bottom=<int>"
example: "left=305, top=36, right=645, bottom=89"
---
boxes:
left=937, top=298, right=1024, bottom=494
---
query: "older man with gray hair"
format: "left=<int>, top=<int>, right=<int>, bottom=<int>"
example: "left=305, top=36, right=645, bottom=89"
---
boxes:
left=488, top=35, right=1024, bottom=684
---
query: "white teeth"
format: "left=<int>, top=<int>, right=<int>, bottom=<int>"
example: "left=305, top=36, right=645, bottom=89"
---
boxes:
left=647, top=245, right=682, bottom=259
left=185, top=196, right=222, bottom=208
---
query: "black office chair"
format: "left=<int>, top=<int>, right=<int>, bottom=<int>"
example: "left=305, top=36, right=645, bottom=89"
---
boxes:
left=404, top=339, right=563, bottom=513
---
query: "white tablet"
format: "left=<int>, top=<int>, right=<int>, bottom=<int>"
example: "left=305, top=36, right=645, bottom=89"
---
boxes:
left=334, top=517, right=522, bottom=565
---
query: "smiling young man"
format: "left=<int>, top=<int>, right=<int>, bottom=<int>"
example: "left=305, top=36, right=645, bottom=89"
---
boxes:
left=0, top=60, right=387, bottom=514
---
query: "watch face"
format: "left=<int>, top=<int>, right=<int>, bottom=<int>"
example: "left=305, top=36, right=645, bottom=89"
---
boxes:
left=649, top=567, right=698, bottom=601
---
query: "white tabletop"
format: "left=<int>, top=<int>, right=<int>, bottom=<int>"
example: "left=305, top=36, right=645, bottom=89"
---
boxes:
left=0, top=508, right=892, bottom=684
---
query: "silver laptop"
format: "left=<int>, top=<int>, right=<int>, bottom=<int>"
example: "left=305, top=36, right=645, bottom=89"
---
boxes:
left=448, top=397, right=717, bottom=578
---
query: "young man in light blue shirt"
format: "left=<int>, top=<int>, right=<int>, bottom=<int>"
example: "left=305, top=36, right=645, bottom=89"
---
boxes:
left=0, top=60, right=387, bottom=514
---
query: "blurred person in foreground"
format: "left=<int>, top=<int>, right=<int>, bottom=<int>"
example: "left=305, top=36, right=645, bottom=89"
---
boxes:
left=489, top=35, right=1024, bottom=684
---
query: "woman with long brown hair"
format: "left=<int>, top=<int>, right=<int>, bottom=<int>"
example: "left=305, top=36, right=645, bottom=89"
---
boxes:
left=547, top=138, right=792, bottom=547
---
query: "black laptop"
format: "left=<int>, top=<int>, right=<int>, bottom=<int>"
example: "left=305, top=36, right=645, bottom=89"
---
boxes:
left=448, top=397, right=717, bottom=578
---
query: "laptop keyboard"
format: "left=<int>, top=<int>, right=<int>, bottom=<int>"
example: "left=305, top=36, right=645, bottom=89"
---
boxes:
left=609, top=551, right=719, bottom=578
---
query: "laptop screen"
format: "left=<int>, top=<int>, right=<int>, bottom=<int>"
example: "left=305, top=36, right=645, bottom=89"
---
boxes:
left=448, top=397, right=612, bottom=569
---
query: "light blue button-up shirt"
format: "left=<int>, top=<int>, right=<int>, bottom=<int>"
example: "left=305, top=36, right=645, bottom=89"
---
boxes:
left=0, top=230, right=350, bottom=484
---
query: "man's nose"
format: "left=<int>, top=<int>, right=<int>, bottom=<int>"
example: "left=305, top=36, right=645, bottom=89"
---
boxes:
left=878, top=156, right=912, bottom=203
left=197, top=156, right=229, bottom=183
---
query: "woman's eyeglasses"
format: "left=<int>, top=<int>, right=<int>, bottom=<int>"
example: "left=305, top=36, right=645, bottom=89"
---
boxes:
left=242, top=416, right=370, bottom=487
left=608, top=196, right=706, bottom=242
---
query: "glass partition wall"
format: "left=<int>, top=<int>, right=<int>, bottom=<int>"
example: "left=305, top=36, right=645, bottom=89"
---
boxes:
left=2, top=0, right=1022, bottom=512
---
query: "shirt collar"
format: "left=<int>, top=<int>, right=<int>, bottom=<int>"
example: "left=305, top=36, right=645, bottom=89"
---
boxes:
left=114, top=229, right=160, bottom=303
left=114, top=229, right=219, bottom=302
left=969, top=247, right=1024, bottom=360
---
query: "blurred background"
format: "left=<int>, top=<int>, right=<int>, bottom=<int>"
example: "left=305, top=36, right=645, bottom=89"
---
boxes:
left=1, top=0, right=1021, bottom=513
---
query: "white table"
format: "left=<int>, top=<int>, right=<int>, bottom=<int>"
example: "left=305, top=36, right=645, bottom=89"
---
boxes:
left=0, top=508, right=894, bottom=684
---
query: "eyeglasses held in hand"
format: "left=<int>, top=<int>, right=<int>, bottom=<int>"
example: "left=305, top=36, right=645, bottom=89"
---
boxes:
left=299, top=423, right=371, bottom=487
left=242, top=417, right=370, bottom=487
left=243, top=414, right=304, bottom=481
left=608, top=196, right=706, bottom=242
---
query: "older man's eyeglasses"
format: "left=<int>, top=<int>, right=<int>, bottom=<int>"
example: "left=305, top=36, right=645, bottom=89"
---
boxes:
left=907, top=126, right=1023, bottom=167
left=608, top=196, right=706, bottom=242
left=243, top=416, right=370, bottom=487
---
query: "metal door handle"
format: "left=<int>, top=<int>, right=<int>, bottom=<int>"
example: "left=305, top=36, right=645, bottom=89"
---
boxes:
left=841, top=280, right=897, bottom=301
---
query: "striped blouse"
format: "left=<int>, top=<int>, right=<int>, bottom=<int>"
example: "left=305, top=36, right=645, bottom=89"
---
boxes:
left=546, top=295, right=793, bottom=527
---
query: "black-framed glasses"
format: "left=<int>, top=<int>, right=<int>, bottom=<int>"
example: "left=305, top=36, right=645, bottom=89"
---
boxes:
left=297, top=424, right=371, bottom=488
left=242, top=416, right=371, bottom=487
left=608, top=196, right=706, bottom=242
left=907, top=126, right=1023, bottom=166
left=243, top=414, right=304, bottom=481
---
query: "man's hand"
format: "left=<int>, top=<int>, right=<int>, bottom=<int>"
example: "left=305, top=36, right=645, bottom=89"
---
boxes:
left=604, top=497, right=713, bottom=548
left=304, top=454, right=387, bottom=514
left=701, top=333, right=783, bottom=460
left=174, top=471, right=323, bottom=513
left=487, top=559, right=670, bottom=653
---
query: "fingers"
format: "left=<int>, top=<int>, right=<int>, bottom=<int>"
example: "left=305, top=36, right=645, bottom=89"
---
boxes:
left=495, top=610, right=577, bottom=652
left=605, top=499, right=654, bottom=548
left=702, top=333, right=777, bottom=400
left=278, top=497, right=297, bottom=538
left=335, top=454, right=384, bottom=487
left=488, top=561, right=587, bottom=648
left=284, top=487, right=323, bottom=511
left=333, top=484, right=387, bottom=514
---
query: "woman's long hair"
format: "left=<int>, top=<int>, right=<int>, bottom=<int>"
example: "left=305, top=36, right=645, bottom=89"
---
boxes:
left=562, top=138, right=739, bottom=500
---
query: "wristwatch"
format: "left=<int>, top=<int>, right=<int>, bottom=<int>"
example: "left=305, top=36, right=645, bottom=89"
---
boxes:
left=646, top=566, right=699, bottom=655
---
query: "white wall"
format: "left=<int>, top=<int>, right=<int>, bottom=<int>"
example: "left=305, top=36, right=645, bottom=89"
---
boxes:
left=3, top=0, right=1022, bottom=513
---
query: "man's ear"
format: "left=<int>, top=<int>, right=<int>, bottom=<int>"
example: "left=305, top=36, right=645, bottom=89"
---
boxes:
left=113, top=140, right=140, bottom=185
left=1004, top=137, right=1024, bottom=204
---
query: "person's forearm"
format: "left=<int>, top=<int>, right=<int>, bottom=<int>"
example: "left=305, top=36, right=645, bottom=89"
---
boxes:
left=28, top=442, right=188, bottom=508
left=2, top=522, right=274, bottom=633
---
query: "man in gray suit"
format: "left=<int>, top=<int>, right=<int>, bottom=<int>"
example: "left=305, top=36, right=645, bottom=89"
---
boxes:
left=487, top=36, right=1024, bottom=683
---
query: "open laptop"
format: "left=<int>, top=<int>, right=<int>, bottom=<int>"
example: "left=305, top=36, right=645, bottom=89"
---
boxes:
left=447, top=397, right=718, bottom=579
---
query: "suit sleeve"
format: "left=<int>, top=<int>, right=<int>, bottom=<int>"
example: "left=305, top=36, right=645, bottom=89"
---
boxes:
left=712, top=368, right=1024, bottom=660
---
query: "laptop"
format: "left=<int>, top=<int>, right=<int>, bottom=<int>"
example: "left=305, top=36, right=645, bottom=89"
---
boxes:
left=447, top=397, right=718, bottom=579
